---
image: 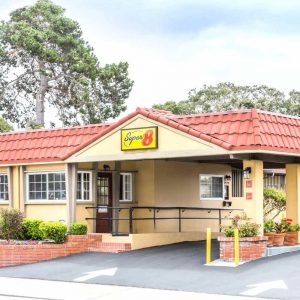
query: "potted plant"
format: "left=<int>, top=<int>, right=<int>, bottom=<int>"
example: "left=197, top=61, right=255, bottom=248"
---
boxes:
left=272, top=220, right=287, bottom=246
left=264, top=220, right=276, bottom=246
left=284, top=219, right=300, bottom=246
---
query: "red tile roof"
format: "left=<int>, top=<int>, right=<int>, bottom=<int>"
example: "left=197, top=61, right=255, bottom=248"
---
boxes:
left=0, top=124, right=110, bottom=164
left=0, top=107, right=300, bottom=165
left=136, top=107, right=300, bottom=154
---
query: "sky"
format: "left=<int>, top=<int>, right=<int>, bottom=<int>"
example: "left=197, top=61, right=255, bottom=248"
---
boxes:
left=1, top=0, right=300, bottom=122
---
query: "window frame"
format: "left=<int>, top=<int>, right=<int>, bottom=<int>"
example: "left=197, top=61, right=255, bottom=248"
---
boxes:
left=119, top=172, right=133, bottom=202
left=199, top=174, right=225, bottom=201
left=76, top=171, right=93, bottom=202
left=26, top=171, right=66, bottom=203
left=0, top=173, right=9, bottom=202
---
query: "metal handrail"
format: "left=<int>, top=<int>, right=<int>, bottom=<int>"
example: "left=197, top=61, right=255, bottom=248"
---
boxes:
left=85, top=206, right=243, bottom=235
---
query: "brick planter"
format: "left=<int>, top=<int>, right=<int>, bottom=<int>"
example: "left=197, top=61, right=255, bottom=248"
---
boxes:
left=218, top=236, right=268, bottom=262
left=0, top=234, right=132, bottom=268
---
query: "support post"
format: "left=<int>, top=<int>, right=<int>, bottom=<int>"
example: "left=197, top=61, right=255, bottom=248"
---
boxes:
left=218, top=210, right=222, bottom=232
left=178, top=208, right=181, bottom=232
left=66, top=163, right=77, bottom=226
left=286, top=164, right=300, bottom=242
left=234, top=228, right=239, bottom=266
left=129, top=207, right=133, bottom=234
left=242, top=160, right=264, bottom=232
left=19, top=166, right=26, bottom=213
left=112, top=161, right=121, bottom=234
left=206, top=227, right=211, bottom=265
left=92, top=162, right=98, bottom=233
left=11, top=166, right=20, bottom=210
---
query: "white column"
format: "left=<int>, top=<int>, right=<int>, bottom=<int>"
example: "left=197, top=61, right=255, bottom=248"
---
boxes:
left=66, top=163, right=77, bottom=225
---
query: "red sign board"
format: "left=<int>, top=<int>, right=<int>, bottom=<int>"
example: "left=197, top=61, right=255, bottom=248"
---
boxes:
left=246, top=192, right=252, bottom=200
left=246, top=180, right=252, bottom=188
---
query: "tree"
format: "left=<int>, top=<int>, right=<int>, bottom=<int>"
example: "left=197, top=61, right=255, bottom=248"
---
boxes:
left=153, top=82, right=299, bottom=115
left=0, top=0, right=133, bottom=127
left=263, top=188, right=286, bottom=221
left=0, top=117, right=13, bottom=132
left=152, top=100, right=195, bottom=115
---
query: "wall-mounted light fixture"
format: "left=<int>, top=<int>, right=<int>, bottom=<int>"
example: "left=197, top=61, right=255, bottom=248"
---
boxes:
left=225, top=175, right=232, bottom=181
left=223, top=201, right=232, bottom=207
left=243, top=167, right=252, bottom=179
left=103, top=164, right=110, bottom=171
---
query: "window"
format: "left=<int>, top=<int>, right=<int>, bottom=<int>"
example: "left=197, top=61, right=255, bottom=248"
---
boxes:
left=232, top=169, right=243, bottom=197
left=27, top=172, right=66, bottom=201
left=200, top=175, right=224, bottom=200
left=0, top=174, right=8, bottom=201
left=97, top=174, right=110, bottom=205
left=77, top=171, right=91, bottom=201
left=120, top=173, right=133, bottom=202
left=264, top=174, right=286, bottom=190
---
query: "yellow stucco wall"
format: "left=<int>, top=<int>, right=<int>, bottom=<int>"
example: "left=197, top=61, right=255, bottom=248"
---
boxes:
left=131, top=232, right=220, bottom=250
left=76, top=204, right=94, bottom=232
left=153, top=160, right=234, bottom=233
left=25, top=204, right=67, bottom=222
left=25, top=164, right=65, bottom=172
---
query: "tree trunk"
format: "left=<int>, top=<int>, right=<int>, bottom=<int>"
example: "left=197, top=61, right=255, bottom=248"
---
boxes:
left=36, top=62, right=48, bottom=126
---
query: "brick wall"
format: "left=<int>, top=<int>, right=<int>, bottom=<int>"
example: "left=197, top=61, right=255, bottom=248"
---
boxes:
left=0, top=234, right=131, bottom=268
left=218, top=236, right=268, bottom=262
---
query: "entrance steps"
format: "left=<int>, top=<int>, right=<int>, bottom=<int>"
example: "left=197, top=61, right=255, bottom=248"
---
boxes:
left=88, top=234, right=132, bottom=253
left=88, top=242, right=132, bottom=253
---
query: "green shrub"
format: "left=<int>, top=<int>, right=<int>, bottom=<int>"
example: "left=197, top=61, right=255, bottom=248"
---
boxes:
left=239, top=222, right=260, bottom=237
left=69, top=223, right=88, bottom=235
left=221, top=213, right=260, bottom=238
left=289, top=224, right=300, bottom=232
left=0, top=208, right=23, bottom=241
left=39, top=222, right=67, bottom=243
left=22, top=219, right=43, bottom=240
left=264, top=220, right=275, bottom=233
left=222, top=226, right=235, bottom=237
left=222, top=222, right=259, bottom=238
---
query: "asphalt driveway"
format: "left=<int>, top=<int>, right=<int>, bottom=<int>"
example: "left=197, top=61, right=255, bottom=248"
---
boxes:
left=0, top=241, right=299, bottom=299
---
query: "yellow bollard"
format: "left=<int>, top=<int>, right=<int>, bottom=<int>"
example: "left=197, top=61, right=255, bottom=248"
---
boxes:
left=206, top=227, right=211, bottom=264
left=234, top=228, right=239, bottom=266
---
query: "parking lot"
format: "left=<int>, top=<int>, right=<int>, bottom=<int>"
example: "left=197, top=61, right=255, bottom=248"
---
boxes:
left=0, top=241, right=298, bottom=299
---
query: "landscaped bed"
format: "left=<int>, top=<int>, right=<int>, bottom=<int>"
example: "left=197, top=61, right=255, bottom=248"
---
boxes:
left=0, top=208, right=101, bottom=267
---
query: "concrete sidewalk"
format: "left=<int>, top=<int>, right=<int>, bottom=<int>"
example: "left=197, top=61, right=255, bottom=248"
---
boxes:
left=0, top=277, right=274, bottom=300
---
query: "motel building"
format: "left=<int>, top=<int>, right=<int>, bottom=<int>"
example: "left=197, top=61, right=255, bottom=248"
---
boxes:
left=0, top=107, right=299, bottom=251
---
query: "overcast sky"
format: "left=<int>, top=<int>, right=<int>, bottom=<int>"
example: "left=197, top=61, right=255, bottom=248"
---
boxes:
left=1, top=0, right=300, bottom=120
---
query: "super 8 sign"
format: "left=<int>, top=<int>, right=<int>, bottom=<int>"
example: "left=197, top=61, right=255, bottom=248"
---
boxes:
left=121, top=127, right=158, bottom=151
